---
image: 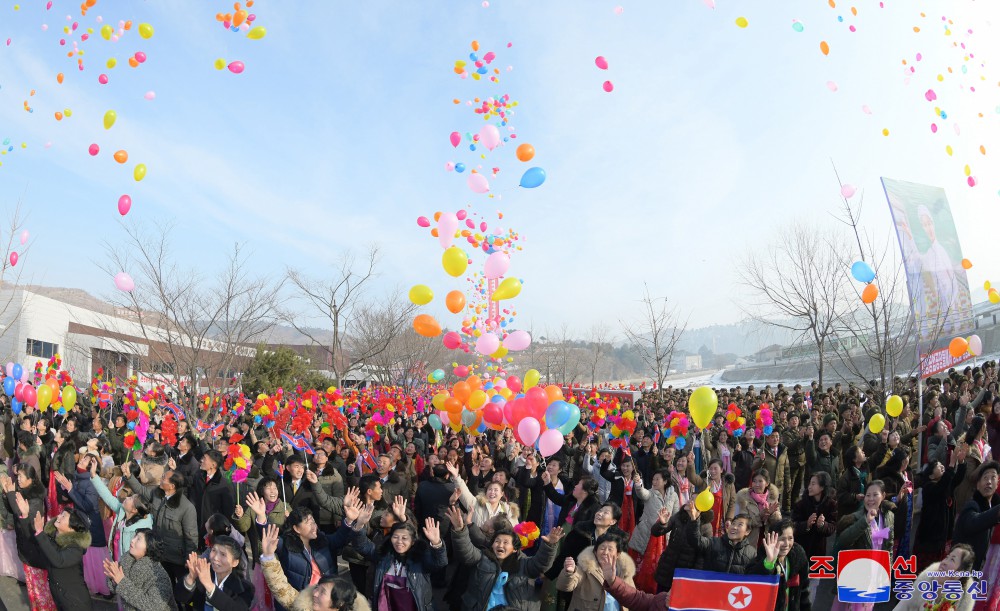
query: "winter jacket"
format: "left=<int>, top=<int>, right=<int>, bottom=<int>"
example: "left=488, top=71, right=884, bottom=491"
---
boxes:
left=173, top=451, right=202, bottom=491
left=926, top=434, right=952, bottom=467
left=833, top=502, right=896, bottom=558
left=893, top=561, right=975, bottom=611
left=67, top=470, right=107, bottom=547
left=753, top=444, right=791, bottom=511
left=792, top=493, right=837, bottom=559
left=312, top=464, right=345, bottom=526
left=689, top=529, right=757, bottom=575
left=914, top=468, right=955, bottom=554
left=355, top=528, right=447, bottom=610
left=952, top=490, right=1000, bottom=571
left=874, top=468, right=911, bottom=546
left=273, top=528, right=335, bottom=593
left=260, top=557, right=372, bottom=611
left=749, top=543, right=812, bottom=611
left=557, top=545, right=636, bottom=611
left=21, top=519, right=94, bottom=610
left=109, top=552, right=176, bottom=611
left=543, top=481, right=600, bottom=528
left=556, top=521, right=630, bottom=583
left=414, top=475, right=459, bottom=543
left=952, top=434, right=988, bottom=517
left=515, top=464, right=546, bottom=524
left=805, top=440, right=840, bottom=484
left=734, top=484, right=782, bottom=546
left=174, top=568, right=254, bottom=611
left=452, top=524, right=556, bottom=611
left=582, top=453, right=612, bottom=502
left=835, top=466, right=869, bottom=518
left=653, top=510, right=712, bottom=591
left=629, top=486, right=679, bottom=554
left=377, top=470, right=411, bottom=508
left=91, top=474, right=153, bottom=561
left=126, top=474, right=198, bottom=565
left=732, top=439, right=760, bottom=491
left=15, top=443, right=42, bottom=483
left=233, top=498, right=287, bottom=558
left=190, top=469, right=236, bottom=540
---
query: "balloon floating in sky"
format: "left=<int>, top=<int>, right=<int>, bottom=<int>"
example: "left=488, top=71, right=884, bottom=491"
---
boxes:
left=8, top=252, right=17, bottom=267
left=114, top=272, right=135, bottom=292
left=851, top=261, right=876, bottom=283
left=516, top=143, right=535, bottom=162
left=820, top=41, right=830, bottom=55
left=228, top=61, right=245, bottom=74
left=602, top=80, right=614, bottom=92
left=88, top=143, right=99, bottom=156
left=519, top=167, right=546, bottom=189
left=792, top=20, right=804, bottom=32
left=138, top=23, right=153, bottom=39
left=247, top=26, right=266, bottom=40
left=133, top=164, right=147, bottom=182
left=103, top=110, right=116, bottom=129
left=841, top=184, right=856, bottom=198
left=595, top=56, right=608, bottom=70
left=961, top=258, right=973, bottom=270
left=117, top=195, right=132, bottom=216
left=735, top=16, right=749, bottom=28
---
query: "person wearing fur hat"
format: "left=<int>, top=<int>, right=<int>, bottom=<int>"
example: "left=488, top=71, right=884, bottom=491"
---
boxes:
left=15, top=504, right=94, bottom=610
left=894, top=544, right=977, bottom=611
left=557, top=532, right=636, bottom=611
left=449, top=505, right=563, bottom=611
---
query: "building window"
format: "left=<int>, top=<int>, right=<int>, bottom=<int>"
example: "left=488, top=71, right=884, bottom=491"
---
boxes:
left=26, top=339, right=58, bottom=359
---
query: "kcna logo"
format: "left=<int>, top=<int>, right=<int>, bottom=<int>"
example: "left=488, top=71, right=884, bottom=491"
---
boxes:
left=837, top=550, right=892, bottom=604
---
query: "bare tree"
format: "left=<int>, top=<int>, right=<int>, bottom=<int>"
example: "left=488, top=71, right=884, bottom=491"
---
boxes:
left=740, top=223, right=849, bottom=388
left=552, top=323, right=584, bottom=386
left=284, top=245, right=380, bottom=387
left=101, top=222, right=279, bottom=416
left=620, top=285, right=688, bottom=400
left=587, top=322, right=611, bottom=388
left=348, top=290, right=421, bottom=387
left=0, top=203, right=33, bottom=349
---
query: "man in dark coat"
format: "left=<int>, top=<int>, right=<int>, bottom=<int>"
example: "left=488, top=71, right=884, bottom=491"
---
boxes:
left=188, top=449, right=236, bottom=543
left=689, top=513, right=758, bottom=574
left=953, top=460, right=1000, bottom=571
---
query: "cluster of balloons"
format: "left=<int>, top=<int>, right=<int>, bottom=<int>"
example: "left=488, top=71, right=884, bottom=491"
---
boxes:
left=608, top=409, right=637, bottom=440
left=851, top=261, right=879, bottom=304
left=755, top=404, right=775, bottom=437
left=427, top=370, right=580, bottom=457
left=453, top=40, right=503, bottom=83
left=3, top=363, right=76, bottom=415
left=664, top=410, right=690, bottom=449
left=213, top=1, right=265, bottom=38
left=949, top=334, right=984, bottom=358
left=725, top=402, right=746, bottom=437
left=986, top=280, right=1000, bottom=304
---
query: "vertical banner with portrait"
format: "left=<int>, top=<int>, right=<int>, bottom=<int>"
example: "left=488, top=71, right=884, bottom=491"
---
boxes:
left=881, top=178, right=974, bottom=377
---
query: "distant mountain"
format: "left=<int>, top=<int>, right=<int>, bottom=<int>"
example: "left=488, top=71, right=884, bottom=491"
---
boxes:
left=676, top=321, right=803, bottom=357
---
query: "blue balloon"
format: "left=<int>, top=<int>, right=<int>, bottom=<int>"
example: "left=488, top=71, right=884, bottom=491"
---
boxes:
left=11, top=364, right=22, bottom=381
left=10, top=398, right=20, bottom=415
left=469, top=144, right=476, bottom=151
left=477, top=67, right=487, bottom=75
left=675, top=437, right=687, bottom=450
left=763, top=425, right=773, bottom=436
left=455, top=163, right=466, bottom=173
left=519, top=167, right=546, bottom=189
left=491, top=395, right=505, bottom=404
left=851, top=261, right=876, bottom=283
left=545, top=400, right=571, bottom=428
left=428, top=414, right=442, bottom=431
left=128, top=421, right=136, bottom=430
left=3, top=376, right=14, bottom=396
left=557, top=406, right=582, bottom=435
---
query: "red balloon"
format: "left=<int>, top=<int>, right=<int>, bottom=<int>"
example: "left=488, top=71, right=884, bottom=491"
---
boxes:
left=482, top=404, right=503, bottom=426
left=507, top=376, right=522, bottom=394
left=21, top=385, right=36, bottom=407
left=510, top=398, right=531, bottom=426
left=13, top=383, right=24, bottom=402
left=526, top=387, right=548, bottom=415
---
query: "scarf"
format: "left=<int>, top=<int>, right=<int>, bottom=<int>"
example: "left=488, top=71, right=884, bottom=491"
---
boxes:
left=265, top=500, right=278, bottom=516
left=750, top=489, right=769, bottom=514
left=870, top=513, right=890, bottom=549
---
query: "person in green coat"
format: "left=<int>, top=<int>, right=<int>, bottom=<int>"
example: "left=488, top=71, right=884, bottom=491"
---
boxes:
left=90, top=459, right=153, bottom=563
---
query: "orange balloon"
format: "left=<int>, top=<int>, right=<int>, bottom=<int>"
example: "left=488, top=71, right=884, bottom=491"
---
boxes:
left=124, top=20, right=132, bottom=30
left=430, top=228, right=439, bottom=237
left=516, top=143, right=535, bottom=162
left=113, top=150, right=129, bottom=164
left=128, top=57, right=139, bottom=68
left=452, top=381, right=472, bottom=403
left=412, top=314, right=441, bottom=337
left=56, top=73, right=64, bottom=84
left=446, top=290, right=466, bottom=314
left=54, top=112, right=63, bottom=121
left=961, top=258, right=973, bottom=270
left=443, top=397, right=463, bottom=414
left=466, top=375, right=482, bottom=392
left=471, top=40, right=480, bottom=51
left=949, top=337, right=969, bottom=358
left=820, top=41, right=830, bottom=56
left=545, top=384, right=564, bottom=404
left=233, top=9, right=247, bottom=26
left=861, top=283, right=878, bottom=304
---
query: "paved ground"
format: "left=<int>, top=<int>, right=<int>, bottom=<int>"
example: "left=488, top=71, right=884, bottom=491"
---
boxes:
left=0, top=575, right=117, bottom=611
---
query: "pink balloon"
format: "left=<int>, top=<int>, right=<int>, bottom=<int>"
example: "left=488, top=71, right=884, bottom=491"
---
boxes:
left=484, top=251, right=509, bottom=279
left=19, top=231, right=27, bottom=245
left=99, top=74, right=109, bottom=84
left=506, top=376, right=522, bottom=394
left=114, top=272, right=135, bottom=292
left=117, top=194, right=132, bottom=216
left=134, top=52, right=147, bottom=63
left=479, top=125, right=501, bottom=151
left=442, top=331, right=462, bottom=350
left=840, top=184, right=857, bottom=198
left=438, top=410, right=450, bottom=426
left=826, top=81, right=838, bottom=92
left=603, top=80, right=614, bottom=92
left=456, top=210, right=468, bottom=220
left=538, top=429, right=564, bottom=457
left=144, top=91, right=156, bottom=100
left=8, top=252, right=17, bottom=267
left=5, top=363, right=12, bottom=378
left=614, top=5, right=624, bottom=14
left=445, top=162, right=455, bottom=171
left=417, top=216, right=430, bottom=227
left=702, top=0, right=715, bottom=8
left=595, top=56, right=608, bottom=70
left=88, top=143, right=100, bottom=156
left=437, top=212, right=459, bottom=249
left=227, top=61, right=245, bottom=74
left=476, top=333, right=500, bottom=356
left=450, top=131, right=461, bottom=148
left=467, top=173, right=490, bottom=194
left=503, top=330, right=531, bottom=351
left=518, top=417, right=540, bottom=445
left=454, top=365, right=469, bottom=377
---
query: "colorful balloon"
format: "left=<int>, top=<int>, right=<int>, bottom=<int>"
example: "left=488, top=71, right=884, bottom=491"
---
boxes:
left=114, top=272, right=134, bottom=292
left=538, top=429, right=564, bottom=457
left=103, top=110, right=117, bottom=129
left=467, top=173, right=490, bottom=194
left=117, top=194, right=132, bottom=216
left=228, top=61, right=245, bottom=74
left=688, top=386, right=718, bottom=429
left=868, top=413, right=885, bottom=434
left=479, top=125, right=501, bottom=151
left=476, top=333, right=500, bottom=356
left=519, top=167, right=546, bottom=189
left=516, top=143, right=535, bottom=162
left=861, top=283, right=878, bottom=304
left=450, top=131, right=461, bottom=148
left=491, top=277, right=522, bottom=301
left=518, top=417, right=540, bottom=445
left=524, top=369, right=540, bottom=390
left=438, top=212, right=459, bottom=249
left=967, top=335, right=983, bottom=357
left=408, top=284, right=434, bottom=305
left=948, top=337, right=969, bottom=358
left=413, top=314, right=442, bottom=337
left=851, top=261, right=876, bottom=283
left=503, top=330, right=531, bottom=351
left=483, top=251, right=510, bottom=279
left=885, top=395, right=903, bottom=418
left=138, top=23, right=153, bottom=39
left=36, top=384, right=52, bottom=410
left=695, top=488, right=715, bottom=512
left=133, top=163, right=147, bottom=181
left=445, top=290, right=466, bottom=314
left=442, top=247, right=468, bottom=277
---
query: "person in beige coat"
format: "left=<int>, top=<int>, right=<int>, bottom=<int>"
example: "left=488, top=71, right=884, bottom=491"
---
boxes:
left=734, top=470, right=781, bottom=548
left=557, top=534, right=636, bottom=611
left=893, top=544, right=976, bottom=611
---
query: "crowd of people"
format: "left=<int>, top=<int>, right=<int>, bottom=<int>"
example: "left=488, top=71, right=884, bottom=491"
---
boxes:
left=0, top=360, right=996, bottom=611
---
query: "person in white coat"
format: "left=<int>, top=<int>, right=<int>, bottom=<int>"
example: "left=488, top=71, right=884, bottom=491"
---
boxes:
left=894, top=544, right=976, bottom=611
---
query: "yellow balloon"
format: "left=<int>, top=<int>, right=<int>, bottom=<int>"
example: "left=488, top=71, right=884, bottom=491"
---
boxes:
left=524, top=368, right=540, bottom=390
left=133, top=163, right=147, bottom=182
left=885, top=395, right=903, bottom=418
left=247, top=26, right=267, bottom=40
left=490, top=345, right=509, bottom=359
left=432, top=392, right=448, bottom=411
left=103, top=109, right=117, bottom=130
left=138, top=23, right=154, bottom=39
left=107, top=58, right=117, bottom=69
left=408, top=284, right=434, bottom=305
left=469, top=390, right=488, bottom=410
left=688, top=386, right=718, bottom=429
left=695, top=487, right=715, bottom=512
left=214, top=58, right=226, bottom=70
left=442, top=247, right=468, bottom=277
left=100, top=24, right=113, bottom=40
left=61, top=385, right=77, bottom=410
left=36, top=384, right=52, bottom=410
left=491, top=277, right=523, bottom=301
left=869, top=413, right=885, bottom=434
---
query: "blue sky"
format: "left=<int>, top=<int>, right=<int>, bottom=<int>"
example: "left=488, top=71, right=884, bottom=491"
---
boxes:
left=1, top=0, right=997, bottom=337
